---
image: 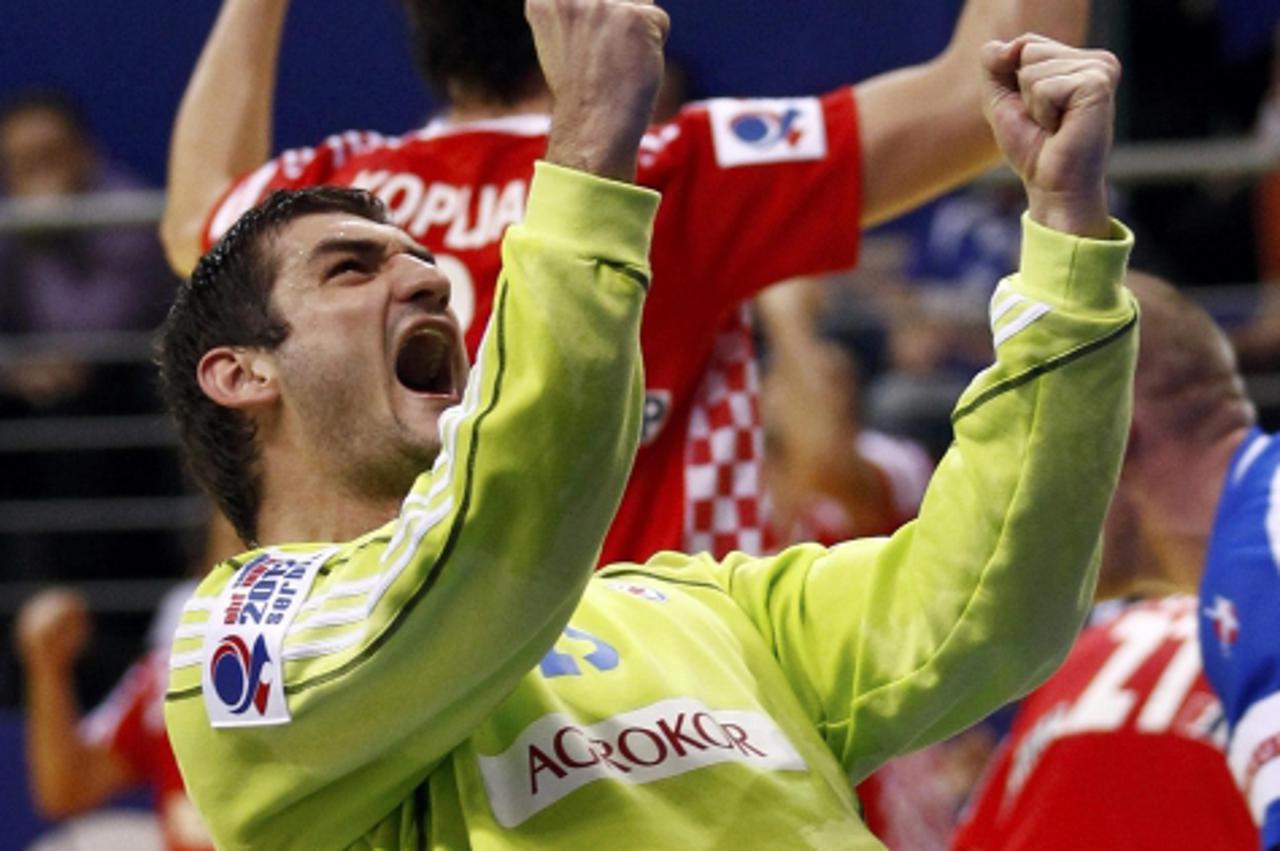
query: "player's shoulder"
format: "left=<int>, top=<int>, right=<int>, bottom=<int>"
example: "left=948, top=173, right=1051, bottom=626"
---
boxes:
left=167, top=540, right=381, bottom=695
left=324, top=117, right=553, bottom=181
left=1207, top=430, right=1280, bottom=570
left=413, top=113, right=550, bottom=142
left=267, top=119, right=547, bottom=179
left=1219, top=429, right=1280, bottom=506
left=268, top=116, right=553, bottom=174
left=268, top=129, right=402, bottom=178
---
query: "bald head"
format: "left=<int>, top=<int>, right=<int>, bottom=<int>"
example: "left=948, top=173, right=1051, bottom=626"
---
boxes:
left=1096, top=272, right=1255, bottom=600
left=1127, top=271, right=1254, bottom=446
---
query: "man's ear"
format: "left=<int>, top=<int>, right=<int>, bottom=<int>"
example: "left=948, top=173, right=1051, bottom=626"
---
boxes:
left=196, top=347, right=280, bottom=411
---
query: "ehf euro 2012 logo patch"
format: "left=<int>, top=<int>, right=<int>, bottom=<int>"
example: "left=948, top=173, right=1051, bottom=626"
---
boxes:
left=209, top=634, right=273, bottom=717
left=201, top=547, right=334, bottom=728
left=707, top=97, right=827, bottom=169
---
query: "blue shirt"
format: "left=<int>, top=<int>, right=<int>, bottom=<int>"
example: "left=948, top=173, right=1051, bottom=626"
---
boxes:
left=1200, top=427, right=1280, bottom=849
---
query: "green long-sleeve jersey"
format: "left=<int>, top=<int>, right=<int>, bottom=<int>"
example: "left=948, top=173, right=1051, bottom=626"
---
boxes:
left=167, top=202, right=1137, bottom=850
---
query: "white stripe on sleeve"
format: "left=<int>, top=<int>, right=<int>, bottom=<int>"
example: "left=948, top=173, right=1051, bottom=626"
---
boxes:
left=1228, top=690, right=1280, bottom=823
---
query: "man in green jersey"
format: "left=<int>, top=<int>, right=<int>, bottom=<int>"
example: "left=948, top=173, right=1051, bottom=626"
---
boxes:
left=161, top=1, right=1135, bottom=847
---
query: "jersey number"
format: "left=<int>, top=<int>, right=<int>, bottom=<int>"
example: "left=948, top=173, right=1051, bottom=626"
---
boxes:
left=1063, top=608, right=1202, bottom=735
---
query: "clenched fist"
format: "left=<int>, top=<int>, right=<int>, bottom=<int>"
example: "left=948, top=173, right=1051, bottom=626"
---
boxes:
left=16, top=589, right=91, bottom=673
left=527, top=0, right=670, bottom=181
left=982, top=35, right=1121, bottom=238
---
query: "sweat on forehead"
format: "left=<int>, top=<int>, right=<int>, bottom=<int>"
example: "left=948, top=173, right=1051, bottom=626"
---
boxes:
left=247, top=190, right=388, bottom=256
left=191, top=188, right=391, bottom=287
left=287, top=228, right=437, bottom=270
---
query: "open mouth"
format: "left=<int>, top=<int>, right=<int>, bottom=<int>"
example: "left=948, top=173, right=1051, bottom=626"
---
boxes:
left=394, top=327, right=455, bottom=396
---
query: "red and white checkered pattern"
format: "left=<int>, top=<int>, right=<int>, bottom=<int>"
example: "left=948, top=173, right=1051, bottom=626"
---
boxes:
left=684, top=306, right=771, bottom=557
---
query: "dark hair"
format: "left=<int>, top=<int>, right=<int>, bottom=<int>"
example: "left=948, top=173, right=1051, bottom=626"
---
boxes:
left=156, top=187, right=391, bottom=545
left=0, top=87, right=90, bottom=136
left=402, top=0, right=542, bottom=104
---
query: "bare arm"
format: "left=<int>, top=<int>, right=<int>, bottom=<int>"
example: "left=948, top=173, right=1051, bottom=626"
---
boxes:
left=756, top=281, right=897, bottom=537
left=17, top=590, right=134, bottom=817
left=856, top=0, right=1090, bottom=228
left=161, top=0, right=291, bottom=275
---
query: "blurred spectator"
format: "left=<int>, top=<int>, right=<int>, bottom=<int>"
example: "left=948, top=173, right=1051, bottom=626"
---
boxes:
left=0, top=88, right=173, bottom=410
left=0, top=92, right=189, bottom=795
left=0, top=88, right=184, bottom=594
left=952, top=273, right=1259, bottom=850
left=14, top=518, right=237, bottom=851
left=851, top=190, right=1018, bottom=461
left=17, top=587, right=210, bottom=850
left=757, top=276, right=933, bottom=544
left=795, top=213, right=1012, bottom=462
left=907, top=186, right=1023, bottom=322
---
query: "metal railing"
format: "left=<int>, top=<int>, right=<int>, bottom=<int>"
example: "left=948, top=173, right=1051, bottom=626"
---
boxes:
left=978, top=136, right=1280, bottom=186
left=0, top=496, right=205, bottom=535
left=0, top=329, right=155, bottom=362
left=0, top=190, right=164, bottom=234
left=0, top=135, right=1277, bottom=236
left=0, top=335, right=191, bottom=547
left=0, top=414, right=175, bottom=453
left=0, top=577, right=186, bottom=616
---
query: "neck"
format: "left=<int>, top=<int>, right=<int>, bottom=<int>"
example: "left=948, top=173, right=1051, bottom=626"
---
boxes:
left=254, top=447, right=402, bottom=546
left=1126, top=526, right=1209, bottom=598
left=1132, top=426, right=1251, bottom=593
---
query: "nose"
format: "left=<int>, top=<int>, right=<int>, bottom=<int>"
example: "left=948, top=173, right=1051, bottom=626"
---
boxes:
left=388, top=252, right=451, bottom=313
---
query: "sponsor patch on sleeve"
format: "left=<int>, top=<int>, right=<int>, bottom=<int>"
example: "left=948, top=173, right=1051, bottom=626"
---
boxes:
left=707, top=97, right=828, bottom=168
left=201, top=547, right=334, bottom=728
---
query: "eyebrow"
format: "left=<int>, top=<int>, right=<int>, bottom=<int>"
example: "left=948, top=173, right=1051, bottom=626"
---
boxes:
left=307, top=236, right=436, bottom=268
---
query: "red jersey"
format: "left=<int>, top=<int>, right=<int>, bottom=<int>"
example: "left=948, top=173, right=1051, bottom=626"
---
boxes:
left=83, top=649, right=213, bottom=851
left=204, top=94, right=862, bottom=564
left=952, top=596, right=1257, bottom=851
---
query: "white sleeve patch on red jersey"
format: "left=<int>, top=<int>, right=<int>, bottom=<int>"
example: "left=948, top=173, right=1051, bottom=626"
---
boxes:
left=706, top=97, right=827, bottom=169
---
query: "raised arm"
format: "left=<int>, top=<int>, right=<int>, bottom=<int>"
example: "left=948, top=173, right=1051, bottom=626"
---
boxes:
left=856, top=0, right=1090, bottom=227
left=16, top=590, right=135, bottom=817
left=161, top=0, right=290, bottom=275
left=715, top=37, right=1133, bottom=779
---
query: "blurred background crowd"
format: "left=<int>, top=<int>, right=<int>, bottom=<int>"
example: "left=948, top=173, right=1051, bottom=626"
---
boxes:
left=3, top=0, right=1280, bottom=847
